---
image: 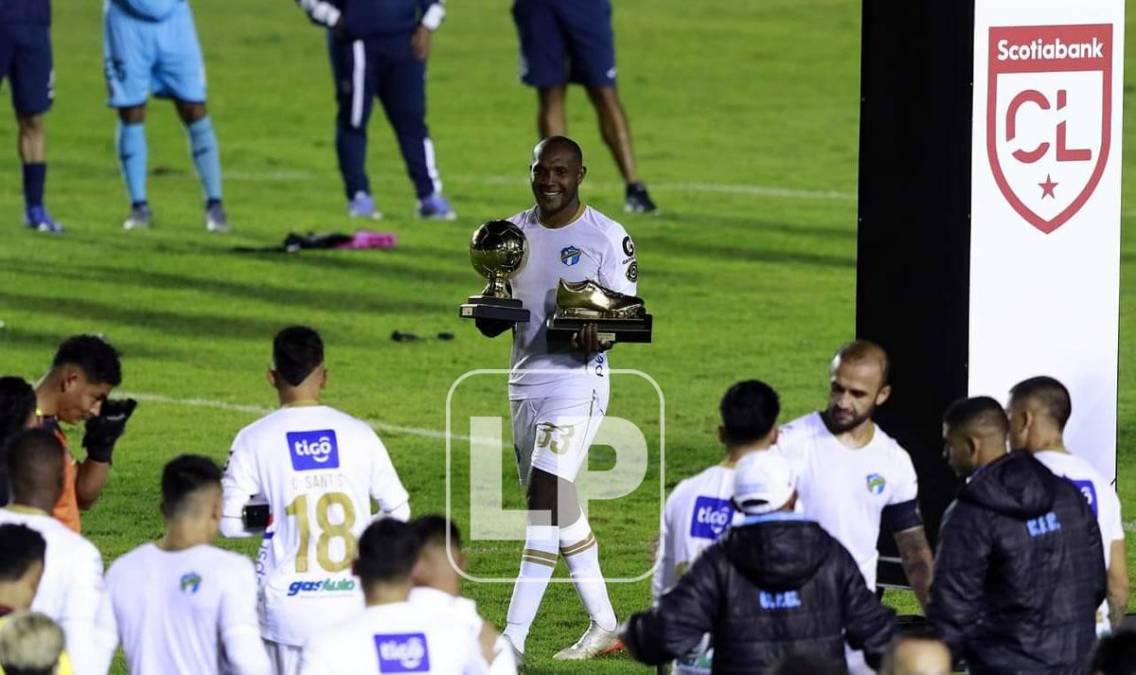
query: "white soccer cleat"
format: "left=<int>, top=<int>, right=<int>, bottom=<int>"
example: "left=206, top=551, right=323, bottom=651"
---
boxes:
left=205, top=202, right=231, bottom=234
left=501, top=634, right=524, bottom=667
left=552, top=621, right=624, bottom=660
left=122, top=203, right=152, bottom=231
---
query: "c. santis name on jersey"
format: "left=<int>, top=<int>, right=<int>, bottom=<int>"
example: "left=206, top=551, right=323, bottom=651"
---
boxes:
left=292, top=474, right=346, bottom=491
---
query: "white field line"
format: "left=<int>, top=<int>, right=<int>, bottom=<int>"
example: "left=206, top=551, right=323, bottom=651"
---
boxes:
left=122, top=391, right=478, bottom=443
left=225, top=170, right=855, bottom=201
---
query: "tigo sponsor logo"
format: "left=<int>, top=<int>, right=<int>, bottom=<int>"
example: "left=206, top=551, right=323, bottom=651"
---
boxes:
left=374, top=633, right=430, bottom=672
left=287, top=429, right=340, bottom=471
left=1070, top=479, right=1099, bottom=517
left=690, top=496, right=734, bottom=540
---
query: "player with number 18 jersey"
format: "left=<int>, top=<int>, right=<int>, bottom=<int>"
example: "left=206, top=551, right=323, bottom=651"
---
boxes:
left=222, top=405, right=410, bottom=639
left=221, top=326, right=410, bottom=675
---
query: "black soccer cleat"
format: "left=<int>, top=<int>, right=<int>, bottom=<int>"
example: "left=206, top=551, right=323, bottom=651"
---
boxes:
left=624, top=182, right=658, bottom=214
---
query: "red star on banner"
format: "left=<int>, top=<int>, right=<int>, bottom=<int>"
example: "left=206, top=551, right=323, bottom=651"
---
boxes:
left=1039, top=174, right=1058, bottom=199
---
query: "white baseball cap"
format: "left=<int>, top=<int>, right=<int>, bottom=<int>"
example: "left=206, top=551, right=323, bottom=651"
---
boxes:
left=733, top=450, right=796, bottom=515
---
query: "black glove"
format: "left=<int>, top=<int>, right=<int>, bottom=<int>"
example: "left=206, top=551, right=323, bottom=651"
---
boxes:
left=82, top=398, right=138, bottom=464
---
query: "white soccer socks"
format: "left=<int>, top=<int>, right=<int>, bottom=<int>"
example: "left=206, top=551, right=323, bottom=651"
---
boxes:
left=559, top=515, right=617, bottom=632
left=503, top=516, right=618, bottom=654
left=504, top=524, right=558, bottom=652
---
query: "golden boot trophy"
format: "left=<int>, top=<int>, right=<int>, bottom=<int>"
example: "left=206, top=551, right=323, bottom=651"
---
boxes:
left=546, top=279, right=653, bottom=344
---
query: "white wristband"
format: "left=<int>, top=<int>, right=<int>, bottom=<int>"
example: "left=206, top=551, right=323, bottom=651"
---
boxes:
left=421, top=3, right=445, bottom=31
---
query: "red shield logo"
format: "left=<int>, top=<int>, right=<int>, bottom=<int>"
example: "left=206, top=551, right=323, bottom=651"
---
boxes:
left=987, top=24, right=1112, bottom=234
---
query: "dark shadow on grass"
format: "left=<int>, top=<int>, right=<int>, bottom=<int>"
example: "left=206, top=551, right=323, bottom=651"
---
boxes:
left=0, top=326, right=185, bottom=361
left=646, top=231, right=855, bottom=269
left=658, top=210, right=856, bottom=241
left=0, top=290, right=304, bottom=342
left=233, top=249, right=473, bottom=286
left=0, top=261, right=453, bottom=316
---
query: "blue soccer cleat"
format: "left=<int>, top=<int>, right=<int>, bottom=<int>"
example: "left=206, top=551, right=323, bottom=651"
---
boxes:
left=24, top=205, right=63, bottom=234
left=417, top=193, right=457, bottom=221
left=348, top=191, right=382, bottom=219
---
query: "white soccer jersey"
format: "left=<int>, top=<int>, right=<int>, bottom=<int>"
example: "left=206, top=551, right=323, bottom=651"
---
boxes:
left=0, top=506, right=104, bottom=675
left=1035, top=449, right=1124, bottom=634
left=409, top=588, right=520, bottom=675
left=774, top=412, right=919, bottom=590
left=653, top=464, right=737, bottom=599
left=96, top=543, right=270, bottom=675
left=505, top=205, right=638, bottom=401
left=222, top=405, right=411, bottom=646
left=408, top=586, right=483, bottom=639
left=298, top=601, right=488, bottom=675
left=1035, top=450, right=1124, bottom=560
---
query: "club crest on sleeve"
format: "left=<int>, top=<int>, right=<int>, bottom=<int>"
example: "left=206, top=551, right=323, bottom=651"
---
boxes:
left=561, top=246, right=582, bottom=266
left=626, top=261, right=639, bottom=282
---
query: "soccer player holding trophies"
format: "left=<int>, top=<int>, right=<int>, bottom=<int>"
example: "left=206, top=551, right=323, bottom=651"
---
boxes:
left=462, top=136, right=649, bottom=661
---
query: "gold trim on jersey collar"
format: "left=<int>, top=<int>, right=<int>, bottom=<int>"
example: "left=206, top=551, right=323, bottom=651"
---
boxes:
left=4, top=504, right=49, bottom=517
left=537, top=202, right=587, bottom=228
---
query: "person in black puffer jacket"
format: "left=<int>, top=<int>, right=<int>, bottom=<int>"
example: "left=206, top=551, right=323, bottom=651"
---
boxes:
left=623, top=450, right=896, bottom=673
left=929, top=396, right=1106, bottom=673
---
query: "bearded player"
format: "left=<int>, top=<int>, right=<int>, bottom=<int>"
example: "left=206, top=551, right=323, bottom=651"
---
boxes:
left=774, top=340, right=933, bottom=675
left=475, top=136, right=638, bottom=661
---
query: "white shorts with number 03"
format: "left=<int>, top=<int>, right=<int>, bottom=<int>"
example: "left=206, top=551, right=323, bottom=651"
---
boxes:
left=511, top=387, right=609, bottom=484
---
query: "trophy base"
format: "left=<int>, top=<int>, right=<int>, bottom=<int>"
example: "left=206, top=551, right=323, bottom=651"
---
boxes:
left=460, top=296, right=530, bottom=323
left=546, top=314, right=653, bottom=344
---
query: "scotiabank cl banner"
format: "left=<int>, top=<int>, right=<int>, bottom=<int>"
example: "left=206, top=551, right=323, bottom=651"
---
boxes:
left=970, top=0, right=1124, bottom=478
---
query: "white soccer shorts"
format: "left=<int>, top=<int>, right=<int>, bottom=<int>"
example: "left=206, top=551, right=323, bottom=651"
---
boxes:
left=264, top=640, right=302, bottom=675
left=511, top=387, right=609, bottom=484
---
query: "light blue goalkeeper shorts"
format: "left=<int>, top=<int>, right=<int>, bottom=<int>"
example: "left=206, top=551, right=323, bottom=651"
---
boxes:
left=103, top=0, right=206, bottom=107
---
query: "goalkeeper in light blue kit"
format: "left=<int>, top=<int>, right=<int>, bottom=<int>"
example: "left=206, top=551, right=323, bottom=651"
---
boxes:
left=103, top=0, right=228, bottom=233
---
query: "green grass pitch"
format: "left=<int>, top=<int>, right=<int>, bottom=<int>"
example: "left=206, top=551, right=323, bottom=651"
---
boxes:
left=1, top=0, right=1134, bottom=672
